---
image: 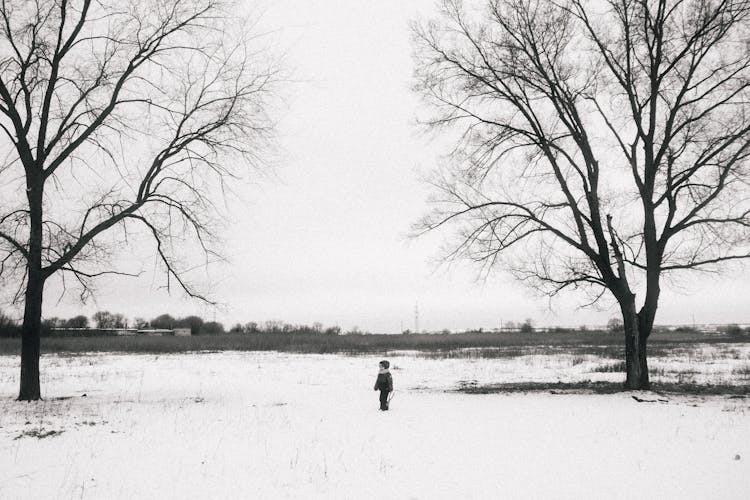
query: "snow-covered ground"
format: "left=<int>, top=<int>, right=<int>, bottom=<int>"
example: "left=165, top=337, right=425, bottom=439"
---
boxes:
left=0, top=347, right=748, bottom=499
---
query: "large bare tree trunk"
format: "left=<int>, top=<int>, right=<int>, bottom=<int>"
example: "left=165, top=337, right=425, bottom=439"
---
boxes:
left=18, top=271, right=43, bottom=401
left=622, top=296, right=649, bottom=390
left=18, top=181, right=44, bottom=401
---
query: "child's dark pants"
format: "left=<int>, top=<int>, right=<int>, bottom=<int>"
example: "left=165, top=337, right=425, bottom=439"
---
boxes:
left=379, top=390, right=389, bottom=410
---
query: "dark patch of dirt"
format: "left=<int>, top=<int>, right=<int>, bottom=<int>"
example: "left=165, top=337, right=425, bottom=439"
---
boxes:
left=74, top=420, right=107, bottom=427
left=454, top=381, right=624, bottom=394
left=453, top=381, right=750, bottom=396
left=14, top=428, right=64, bottom=440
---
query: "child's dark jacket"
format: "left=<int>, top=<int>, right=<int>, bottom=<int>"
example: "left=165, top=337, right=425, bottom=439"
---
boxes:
left=374, top=372, right=393, bottom=392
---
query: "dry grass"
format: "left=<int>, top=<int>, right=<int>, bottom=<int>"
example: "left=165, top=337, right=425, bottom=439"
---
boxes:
left=570, top=356, right=588, bottom=366
left=0, top=330, right=630, bottom=356
left=591, top=361, right=626, bottom=373
left=455, top=381, right=750, bottom=396
left=0, top=328, right=737, bottom=357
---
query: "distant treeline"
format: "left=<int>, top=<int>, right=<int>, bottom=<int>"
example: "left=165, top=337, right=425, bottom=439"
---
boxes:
left=1, top=309, right=749, bottom=340
left=0, top=311, right=227, bottom=338
left=0, top=311, right=350, bottom=338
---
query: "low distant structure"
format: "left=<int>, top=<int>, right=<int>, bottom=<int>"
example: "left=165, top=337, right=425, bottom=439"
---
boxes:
left=47, top=328, right=184, bottom=337
left=137, top=329, right=173, bottom=336
left=48, top=328, right=136, bottom=337
left=115, top=329, right=137, bottom=336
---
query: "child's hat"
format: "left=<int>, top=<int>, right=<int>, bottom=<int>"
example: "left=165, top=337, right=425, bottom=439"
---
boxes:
left=379, top=360, right=390, bottom=368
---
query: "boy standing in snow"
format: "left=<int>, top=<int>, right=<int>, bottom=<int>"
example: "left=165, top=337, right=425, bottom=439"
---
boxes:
left=373, top=360, right=393, bottom=411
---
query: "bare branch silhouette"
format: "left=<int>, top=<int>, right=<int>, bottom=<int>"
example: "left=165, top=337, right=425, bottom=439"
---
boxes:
left=413, top=0, right=750, bottom=389
left=0, top=0, right=280, bottom=400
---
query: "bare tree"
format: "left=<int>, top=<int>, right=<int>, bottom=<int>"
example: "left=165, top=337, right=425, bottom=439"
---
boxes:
left=0, top=0, right=278, bottom=400
left=93, top=310, right=127, bottom=329
left=413, top=0, right=750, bottom=389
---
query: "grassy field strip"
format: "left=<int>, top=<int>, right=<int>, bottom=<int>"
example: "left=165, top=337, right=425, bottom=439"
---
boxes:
left=1, top=330, right=748, bottom=356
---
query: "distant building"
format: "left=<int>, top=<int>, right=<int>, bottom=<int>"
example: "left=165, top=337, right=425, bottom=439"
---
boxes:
left=115, top=329, right=137, bottom=336
left=174, top=328, right=191, bottom=337
left=136, top=329, right=173, bottom=336
left=49, top=328, right=135, bottom=337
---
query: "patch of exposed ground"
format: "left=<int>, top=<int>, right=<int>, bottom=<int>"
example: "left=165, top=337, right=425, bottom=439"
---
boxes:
left=453, top=380, right=750, bottom=397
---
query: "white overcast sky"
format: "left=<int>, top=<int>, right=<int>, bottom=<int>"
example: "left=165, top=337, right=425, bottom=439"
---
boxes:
left=39, top=0, right=750, bottom=332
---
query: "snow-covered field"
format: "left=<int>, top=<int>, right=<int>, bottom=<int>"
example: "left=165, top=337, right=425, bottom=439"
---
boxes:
left=1, top=347, right=748, bottom=499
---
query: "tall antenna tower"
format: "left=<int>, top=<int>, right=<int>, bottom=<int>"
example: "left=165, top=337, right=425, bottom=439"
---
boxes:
left=415, top=302, right=420, bottom=334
